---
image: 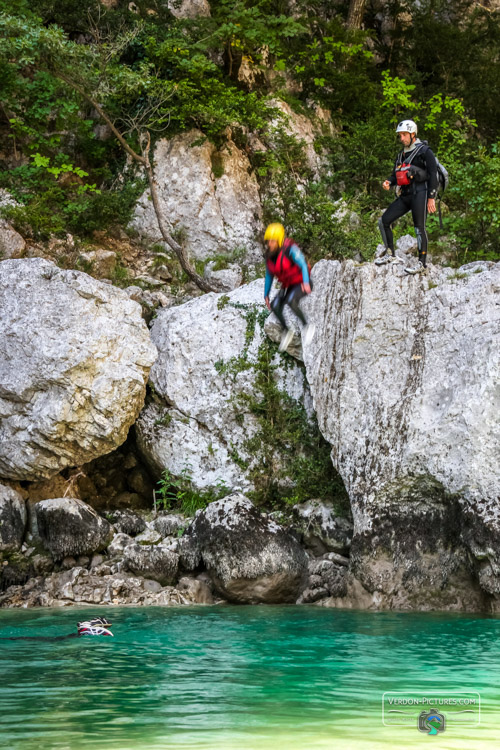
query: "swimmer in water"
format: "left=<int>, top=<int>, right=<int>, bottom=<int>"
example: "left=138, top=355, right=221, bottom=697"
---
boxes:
left=1, top=616, right=113, bottom=640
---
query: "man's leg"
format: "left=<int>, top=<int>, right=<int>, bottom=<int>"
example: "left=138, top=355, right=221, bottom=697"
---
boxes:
left=376, top=195, right=411, bottom=264
left=411, top=189, right=429, bottom=267
left=283, top=285, right=307, bottom=326
left=270, top=290, right=288, bottom=330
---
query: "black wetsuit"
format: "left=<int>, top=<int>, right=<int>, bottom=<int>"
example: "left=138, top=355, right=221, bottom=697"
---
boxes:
left=1, top=634, right=79, bottom=641
left=380, top=141, right=438, bottom=267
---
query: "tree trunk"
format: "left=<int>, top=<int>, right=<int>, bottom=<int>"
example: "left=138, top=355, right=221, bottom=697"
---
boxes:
left=141, top=136, right=216, bottom=293
left=56, top=74, right=218, bottom=293
left=347, top=0, right=366, bottom=29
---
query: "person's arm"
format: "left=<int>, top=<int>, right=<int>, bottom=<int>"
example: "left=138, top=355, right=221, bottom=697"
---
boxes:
left=289, top=245, right=310, bottom=291
left=383, top=158, right=398, bottom=190
left=424, top=148, right=438, bottom=213
left=264, top=268, right=273, bottom=309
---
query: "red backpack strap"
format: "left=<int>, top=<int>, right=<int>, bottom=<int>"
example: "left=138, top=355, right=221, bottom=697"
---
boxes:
left=279, top=238, right=293, bottom=273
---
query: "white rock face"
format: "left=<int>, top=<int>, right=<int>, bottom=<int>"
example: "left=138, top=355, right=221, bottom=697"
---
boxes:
left=166, top=0, right=210, bottom=19
left=303, top=260, right=499, bottom=608
left=0, top=259, right=157, bottom=481
left=131, top=130, right=263, bottom=261
left=136, top=279, right=313, bottom=492
left=267, top=99, right=325, bottom=177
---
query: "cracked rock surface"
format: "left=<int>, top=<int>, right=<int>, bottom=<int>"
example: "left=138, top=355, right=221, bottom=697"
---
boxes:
left=0, top=259, right=157, bottom=481
left=136, top=279, right=312, bottom=493
left=302, top=260, right=499, bottom=609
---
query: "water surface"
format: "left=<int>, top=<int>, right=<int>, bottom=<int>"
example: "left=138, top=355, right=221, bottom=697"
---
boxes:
left=1, top=606, right=499, bottom=749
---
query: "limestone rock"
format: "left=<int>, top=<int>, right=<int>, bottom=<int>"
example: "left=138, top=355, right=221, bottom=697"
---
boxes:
left=35, top=497, right=114, bottom=560
left=131, top=130, right=262, bottom=262
left=152, top=513, right=186, bottom=538
left=166, top=0, right=211, bottom=19
left=107, top=509, right=146, bottom=537
left=0, top=483, right=27, bottom=552
left=78, top=249, right=116, bottom=278
left=0, top=220, right=25, bottom=259
left=176, top=575, right=214, bottom=604
left=123, top=542, right=179, bottom=585
left=302, top=259, right=499, bottom=609
left=108, top=532, right=134, bottom=557
left=267, top=99, right=325, bottom=177
left=203, top=261, right=243, bottom=291
left=0, top=567, right=195, bottom=608
left=0, top=259, right=157, bottom=481
left=292, top=499, right=353, bottom=555
left=136, top=279, right=313, bottom=493
left=182, top=494, right=308, bottom=603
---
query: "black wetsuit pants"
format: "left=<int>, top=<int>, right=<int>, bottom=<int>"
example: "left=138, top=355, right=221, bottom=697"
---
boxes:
left=271, top=283, right=308, bottom=331
left=380, top=187, right=428, bottom=266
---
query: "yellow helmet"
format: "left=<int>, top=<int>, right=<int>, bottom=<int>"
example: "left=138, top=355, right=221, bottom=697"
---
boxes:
left=264, top=222, right=285, bottom=248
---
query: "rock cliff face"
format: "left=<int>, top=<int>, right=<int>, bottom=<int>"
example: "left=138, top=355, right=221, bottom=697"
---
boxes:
left=0, top=483, right=27, bottom=552
left=131, top=130, right=263, bottom=261
left=136, top=279, right=313, bottom=492
left=303, top=260, right=499, bottom=610
left=0, top=259, right=157, bottom=481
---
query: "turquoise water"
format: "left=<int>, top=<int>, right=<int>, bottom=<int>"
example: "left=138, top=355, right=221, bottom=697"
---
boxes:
left=1, top=606, right=500, bottom=749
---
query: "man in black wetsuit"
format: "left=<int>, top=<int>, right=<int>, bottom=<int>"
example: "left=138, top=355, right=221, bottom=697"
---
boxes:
left=375, top=119, right=438, bottom=275
left=2, top=617, right=113, bottom=640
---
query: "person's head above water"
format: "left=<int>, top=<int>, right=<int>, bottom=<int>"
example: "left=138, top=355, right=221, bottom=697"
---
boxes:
left=77, top=616, right=113, bottom=636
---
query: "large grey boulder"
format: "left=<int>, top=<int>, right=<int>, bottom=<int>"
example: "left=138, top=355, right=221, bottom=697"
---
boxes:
left=123, top=542, right=179, bottom=586
left=35, top=497, right=114, bottom=560
left=0, top=483, right=27, bottom=552
left=302, top=260, right=499, bottom=610
left=131, top=130, right=262, bottom=262
left=136, top=279, right=313, bottom=493
left=0, top=259, right=157, bottom=481
left=182, top=494, right=308, bottom=603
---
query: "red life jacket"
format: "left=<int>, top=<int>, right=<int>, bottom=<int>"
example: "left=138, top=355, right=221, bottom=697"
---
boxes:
left=266, top=238, right=308, bottom=288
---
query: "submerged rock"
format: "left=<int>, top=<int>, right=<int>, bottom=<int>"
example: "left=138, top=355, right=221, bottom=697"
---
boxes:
left=35, top=497, right=114, bottom=560
left=303, top=260, right=499, bottom=610
left=0, top=259, right=157, bottom=481
left=182, top=494, right=308, bottom=603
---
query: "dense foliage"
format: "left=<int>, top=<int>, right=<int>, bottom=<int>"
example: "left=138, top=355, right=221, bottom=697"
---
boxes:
left=0, top=0, right=499, bottom=260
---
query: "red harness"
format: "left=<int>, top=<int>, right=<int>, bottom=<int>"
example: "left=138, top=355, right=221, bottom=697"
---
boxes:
left=266, top=239, right=308, bottom=288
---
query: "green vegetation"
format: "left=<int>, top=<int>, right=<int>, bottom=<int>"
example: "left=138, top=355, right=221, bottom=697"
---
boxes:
left=155, top=467, right=230, bottom=516
left=0, top=0, right=498, bottom=263
left=215, top=302, right=348, bottom=512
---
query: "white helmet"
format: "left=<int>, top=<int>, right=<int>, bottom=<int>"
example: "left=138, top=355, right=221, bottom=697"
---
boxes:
left=396, top=119, right=418, bottom=134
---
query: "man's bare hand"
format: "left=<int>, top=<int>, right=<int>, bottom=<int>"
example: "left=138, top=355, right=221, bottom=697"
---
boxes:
left=265, top=296, right=271, bottom=311
left=383, top=180, right=391, bottom=191
left=301, top=283, right=311, bottom=294
left=427, top=198, right=436, bottom=214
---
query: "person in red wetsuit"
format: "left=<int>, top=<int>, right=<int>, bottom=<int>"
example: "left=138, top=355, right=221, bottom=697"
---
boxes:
left=263, top=222, right=315, bottom=352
